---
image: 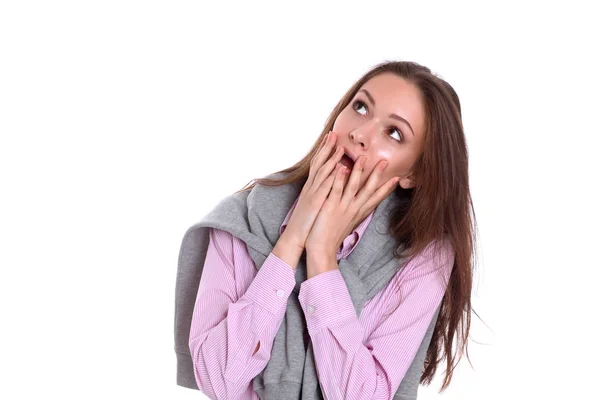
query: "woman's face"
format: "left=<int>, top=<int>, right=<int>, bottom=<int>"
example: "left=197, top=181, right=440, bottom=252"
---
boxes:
left=332, top=72, right=426, bottom=191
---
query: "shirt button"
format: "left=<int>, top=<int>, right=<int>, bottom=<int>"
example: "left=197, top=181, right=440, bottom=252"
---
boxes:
left=276, top=289, right=284, bottom=297
left=307, top=305, right=315, bottom=314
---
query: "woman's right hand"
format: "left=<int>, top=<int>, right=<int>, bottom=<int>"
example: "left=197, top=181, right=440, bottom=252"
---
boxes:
left=281, top=130, right=345, bottom=250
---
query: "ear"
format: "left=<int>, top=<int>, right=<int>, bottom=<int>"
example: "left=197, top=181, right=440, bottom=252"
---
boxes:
left=398, top=175, right=416, bottom=189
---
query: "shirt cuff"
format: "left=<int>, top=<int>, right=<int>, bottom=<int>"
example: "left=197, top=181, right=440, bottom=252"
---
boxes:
left=298, top=269, right=356, bottom=332
left=244, top=252, right=297, bottom=316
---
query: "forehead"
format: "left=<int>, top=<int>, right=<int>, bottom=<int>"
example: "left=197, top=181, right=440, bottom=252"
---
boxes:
left=358, top=73, right=426, bottom=137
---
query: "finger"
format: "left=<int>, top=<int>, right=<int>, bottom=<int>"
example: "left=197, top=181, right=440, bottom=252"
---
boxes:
left=329, top=160, right=347, bottom=202
left=314, top=144, right=345, bottom=189
left=315, top=131, right=330, bottom=153
left=341, top=155, right=366, bottom=205
left=309, top=132, right=339, bottom=188
left=320, top=163, right=341, bottom=198
left=310, top=131, right=337, bottom=173
left=355, top=160, right=389, bottom=205
left=358, top=175, right=399, bottom=216
left=307, top=131, right=332, bottom=183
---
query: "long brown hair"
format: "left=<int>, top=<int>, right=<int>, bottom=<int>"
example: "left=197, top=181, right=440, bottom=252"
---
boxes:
left=235, top=60, right=479, bottom=392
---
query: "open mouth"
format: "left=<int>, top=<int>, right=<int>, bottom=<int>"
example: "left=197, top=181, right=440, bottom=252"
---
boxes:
left=340, top=153, right=355, bottom=169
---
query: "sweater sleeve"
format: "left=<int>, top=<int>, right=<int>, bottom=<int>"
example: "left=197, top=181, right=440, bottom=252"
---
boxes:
left=188, top=228, right=297, bottom=400
left=297, top=240, right=455, bottom=400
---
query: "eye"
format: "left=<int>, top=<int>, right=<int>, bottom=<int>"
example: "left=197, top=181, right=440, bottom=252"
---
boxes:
left=352, top=99, right=368, bottom=115
left=387, top=127, right=403, bottom=142
left=351, top=100, right=404, bottom=143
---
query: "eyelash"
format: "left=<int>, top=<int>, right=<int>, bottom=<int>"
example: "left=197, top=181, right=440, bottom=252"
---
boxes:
left=351, top=100, right=404, bottom=142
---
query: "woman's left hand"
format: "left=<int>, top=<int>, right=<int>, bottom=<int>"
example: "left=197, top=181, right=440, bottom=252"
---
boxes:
left=305, top=156, right=400, bottom=262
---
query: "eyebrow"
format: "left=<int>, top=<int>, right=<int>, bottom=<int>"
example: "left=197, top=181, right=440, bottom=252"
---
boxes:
left=358, top=89, right=415, bottom=136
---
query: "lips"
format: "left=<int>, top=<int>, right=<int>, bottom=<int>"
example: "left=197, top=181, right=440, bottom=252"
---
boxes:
left=340, top=153, right=355, bottom=169
left=342, top=147, right=357, bottom=162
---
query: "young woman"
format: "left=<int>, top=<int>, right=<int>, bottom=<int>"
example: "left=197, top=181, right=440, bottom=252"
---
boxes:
left=179, top=60, right=477, bottom=399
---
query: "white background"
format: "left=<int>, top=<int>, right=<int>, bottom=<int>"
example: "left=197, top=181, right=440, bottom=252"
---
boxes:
left=1, top=1, right=599, bottom=399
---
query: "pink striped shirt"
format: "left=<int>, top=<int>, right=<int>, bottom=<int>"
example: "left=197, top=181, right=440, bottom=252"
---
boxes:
left=189, top=198, right=455, bottom=400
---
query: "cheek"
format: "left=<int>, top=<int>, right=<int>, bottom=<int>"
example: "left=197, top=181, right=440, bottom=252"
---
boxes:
left=333, top=110, right=355, bottom=131
left=383, top=162, right=411, bottom=184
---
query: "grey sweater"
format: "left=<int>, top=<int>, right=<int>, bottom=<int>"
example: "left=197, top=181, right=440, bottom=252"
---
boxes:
left=174, top=171, right=440, bottom=399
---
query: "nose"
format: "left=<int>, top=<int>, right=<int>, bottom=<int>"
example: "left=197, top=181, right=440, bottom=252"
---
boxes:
left=350, top=119, right=382, bottom=149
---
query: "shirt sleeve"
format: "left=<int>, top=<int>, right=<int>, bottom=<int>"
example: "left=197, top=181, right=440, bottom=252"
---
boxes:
left=188, top=228, right=298, bottom=400
left=297, top=239, right=455, bottom=400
